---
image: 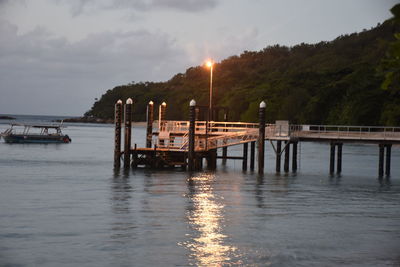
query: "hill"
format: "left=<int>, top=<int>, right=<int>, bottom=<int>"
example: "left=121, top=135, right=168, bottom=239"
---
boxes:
left=85, top=15, right=400, bottom=126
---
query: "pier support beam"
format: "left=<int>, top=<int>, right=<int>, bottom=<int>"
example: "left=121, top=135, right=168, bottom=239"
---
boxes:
left=337, top=143, right=343, bottom=174
left=329, top=142, right=343, bottom=174
left=258, top=101, right=266, bottom=175
left=284, top=141, right=290, bottom=172
left=114, top=100, right=123, bottom=169
left=379, top=144, right=392, bottom=177
left=242, top=143, right=248, bottom=171
left=222, top=112, right=228, bottom=165
left=188, top=100, right=196, bottom=172
left=329, top=142, right=336, bottom=174
left=276, top=141, right=282, bottom=173
left=292, top=141, right=298, bottom=172
left=250, top=141, right=255, bottom=171
left=146, top=101, right=154, bottom=148
left=206, top=149, right=217, bottom=170
left=386, top=144, right=392, bottom=177
left=124, top=98, right=133, bottom=169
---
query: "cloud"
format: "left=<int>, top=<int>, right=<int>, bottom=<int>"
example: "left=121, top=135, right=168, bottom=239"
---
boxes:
left=56, top=0, right=219, bottom=16
left=0, top=19, right=188, bottom=115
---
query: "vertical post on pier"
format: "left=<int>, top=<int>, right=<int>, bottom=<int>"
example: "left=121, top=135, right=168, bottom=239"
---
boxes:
left=258, top=101, right=266, bottom=175
left=379, top=144, right=384, bottom=177
left=114, top=99, right=123, bottom=169
left=276, top=141, right=282, bottom=172
left=292, top=141, right=298, bottom=172
left=188, top=100, right=196, bottom=172
left=158, top=102, right=167, bottom=146
left=222, top=112, right=228, bottom=165
left=385, top=144, right=392, bottom=177
left=284, top=141, right=290, bottom=172
left=146, top=101, right=154, bottom=148
left=124, top=98, right=133, bottom=169
left=337, top=143, right=343, bottom=174
left=329, top=142, right=335, bottom=174
left=250, top=141, right=255, bottom=171
left=242, top=143, right=248, bottom=171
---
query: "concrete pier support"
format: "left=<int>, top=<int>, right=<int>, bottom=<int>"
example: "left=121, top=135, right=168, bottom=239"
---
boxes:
left=146, top=101, right=154, bottom=148
left=276, top=141, right=282, bottom=172
left=329, top=142, right=336, bottom=174
left=284, top=141, right=290, bottom=172
left=114, top=100, right=123, bottom=168
left=386, top=144, right=392, bottom=177
left=292, top=141, right=298, bottom=172
left=124, top=98, right=133, bottom=169
left=258, top=101, right=266, bottom=174
left=379, top=144, right=392, bottom=177
left=329, top=142, right=343, bottom=174
left=250, top=141, right=255, bottom=171
left=188, top=100, right=196, bottom=172
left=337, top=143, right=343, bottom=174
left=242, top=143, right=248, bottom=171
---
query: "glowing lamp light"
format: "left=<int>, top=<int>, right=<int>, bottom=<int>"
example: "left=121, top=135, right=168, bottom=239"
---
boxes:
left=206, top=60, right=213, bottom=68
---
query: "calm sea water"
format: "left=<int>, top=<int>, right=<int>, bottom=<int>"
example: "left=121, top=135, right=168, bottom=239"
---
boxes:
left=0, top=116, right=399, bottom=266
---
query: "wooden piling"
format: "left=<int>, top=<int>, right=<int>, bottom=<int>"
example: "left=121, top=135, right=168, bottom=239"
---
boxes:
left=329, top=142, right=335, bottom=174
left=385, top=144, right=392, bottom=177
left=114, top=99, right=123, bottom=168
left=258, top=101, right=266, bottom=174
left=284, top=141, right=290, bottom=172
left=158, top=102, right=167, bottom=146
left=250, top=141, right=255, bottom=171
left=292, top=141, right=298, bottom=172
left=188, top=100, right=196, bottom=172
left=276, top=140, right=282, bottom=172
left=379, top=144, right=384, bottom=177
left=222, top=112, right=228, bottom=165
left=124, top=98, right=133, bottom=169
left=242, top=143, right=248, bottom=171
left=337, top=143, right=343, bottom=174
left=146, top=101, right=154, bottom=148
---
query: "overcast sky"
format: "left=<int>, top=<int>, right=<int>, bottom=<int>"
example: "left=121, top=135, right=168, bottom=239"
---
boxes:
left=0, top=0, right=397, bottom=116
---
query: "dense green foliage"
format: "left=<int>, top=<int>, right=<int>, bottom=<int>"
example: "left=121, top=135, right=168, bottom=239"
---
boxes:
left=86, top=14, right=400, bottom=125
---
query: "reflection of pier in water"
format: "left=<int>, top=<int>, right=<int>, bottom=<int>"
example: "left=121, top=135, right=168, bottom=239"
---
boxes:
left=182, top=173, right=241, bottom=266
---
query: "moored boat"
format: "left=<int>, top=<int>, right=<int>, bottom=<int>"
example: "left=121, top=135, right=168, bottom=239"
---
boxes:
left=1, top=123, right=71, bottom=144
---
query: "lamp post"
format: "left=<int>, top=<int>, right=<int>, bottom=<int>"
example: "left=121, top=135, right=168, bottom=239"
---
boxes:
left=206, top=60, right=214, bottom=121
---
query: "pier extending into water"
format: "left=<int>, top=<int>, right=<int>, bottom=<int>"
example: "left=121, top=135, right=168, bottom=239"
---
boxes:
left=114, top=99, right=400, bottom=177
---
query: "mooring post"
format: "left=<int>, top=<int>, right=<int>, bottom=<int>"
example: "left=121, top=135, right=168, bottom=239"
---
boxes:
left=158, top=102, right=167, bottom=146
left=329, top=142, right=336, bottom=174
left=337, top=143, right=343, bottom=174
left=284, top=141, right=290, bottom=172
left=385, top=144, right=392, bottom=177
left=242, top=143, right=248, bottom=171
left=114, top=99, right=123, bottom=169
left=250, top=141, right=255, bottom=171
left=124, top=98, right=133, bottom=169
left=276, top=140, right=282, bottom=172
left=222, top=112, right=228, bottom=165
left=292, top=141, right=298, bottom=172
left=258, top=101, right=266, bottom=174
left=188, top=100, right=196, bottom=172
left=379, top=144, right=384, bottom=177
left=146, top=101, right=154, bottom=148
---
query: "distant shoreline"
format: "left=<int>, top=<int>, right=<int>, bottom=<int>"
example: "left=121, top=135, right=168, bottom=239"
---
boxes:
left=57, top=117, right=147, bottom=126
left=0, top=116, right=16, bottom=120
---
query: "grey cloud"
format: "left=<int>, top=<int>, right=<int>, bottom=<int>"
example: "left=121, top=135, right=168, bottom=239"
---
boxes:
left=57, top=0, right=218, bottom=16
left=0, top=20, right=188, bottom=115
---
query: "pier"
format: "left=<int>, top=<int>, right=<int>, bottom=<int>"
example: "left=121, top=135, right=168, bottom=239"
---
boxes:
left=114, top=99, right=400, bottom=177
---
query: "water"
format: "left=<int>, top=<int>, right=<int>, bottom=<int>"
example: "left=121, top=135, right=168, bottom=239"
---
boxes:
left=0, top=116, right=399, bottom=266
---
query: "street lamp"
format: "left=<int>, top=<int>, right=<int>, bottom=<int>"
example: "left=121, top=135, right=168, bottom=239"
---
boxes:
left=205, top=60, right=214, bottom=121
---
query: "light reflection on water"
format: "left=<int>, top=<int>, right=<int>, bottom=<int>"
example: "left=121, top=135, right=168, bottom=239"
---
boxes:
left=182, top=172, right=242, bottom=266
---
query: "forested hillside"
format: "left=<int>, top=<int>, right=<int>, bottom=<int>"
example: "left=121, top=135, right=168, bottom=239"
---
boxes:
left=86, top=9, right=400, bottom=126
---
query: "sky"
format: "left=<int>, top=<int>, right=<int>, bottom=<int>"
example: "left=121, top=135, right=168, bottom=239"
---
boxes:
left=0, top=0, right=397, bottom=116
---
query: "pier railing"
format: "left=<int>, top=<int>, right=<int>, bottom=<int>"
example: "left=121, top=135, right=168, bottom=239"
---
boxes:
left=154, top=121, right=400, bottom=151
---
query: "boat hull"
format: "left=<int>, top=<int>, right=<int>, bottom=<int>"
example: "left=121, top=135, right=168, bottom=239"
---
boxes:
left=3, top=134, right=71, bottom=144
